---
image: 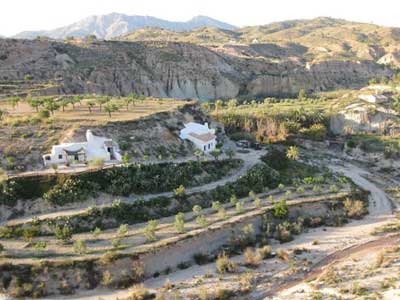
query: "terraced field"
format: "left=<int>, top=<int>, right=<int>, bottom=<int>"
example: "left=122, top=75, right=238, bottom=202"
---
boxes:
left=0, top=145, right=369, bottom=299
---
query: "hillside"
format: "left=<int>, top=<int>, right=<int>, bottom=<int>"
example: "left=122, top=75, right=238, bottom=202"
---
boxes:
left=120, top=17, right=400, bottom=65
left=118, top=26, right=241, bottom=45
left=0, top=95, right=197, bottom=172
left=12, top=13, right=237, bottom=40
left=0, top=38, right=392, bottom=100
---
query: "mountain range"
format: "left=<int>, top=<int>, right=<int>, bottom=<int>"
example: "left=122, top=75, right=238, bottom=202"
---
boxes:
left=12, top=13, right=237, bottom=40
left=119, top=17, right=400, bottom=63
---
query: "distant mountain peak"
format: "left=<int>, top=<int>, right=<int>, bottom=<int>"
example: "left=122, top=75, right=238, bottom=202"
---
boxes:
left=12, top=13, right=237, bottom=40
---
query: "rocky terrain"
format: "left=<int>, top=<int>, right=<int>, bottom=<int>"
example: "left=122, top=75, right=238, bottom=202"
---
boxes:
left=0, top=37, right=392, bottom=100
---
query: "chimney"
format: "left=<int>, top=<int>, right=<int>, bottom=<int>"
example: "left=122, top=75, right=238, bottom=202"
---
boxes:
left=205, top=122, right=209, bottom=128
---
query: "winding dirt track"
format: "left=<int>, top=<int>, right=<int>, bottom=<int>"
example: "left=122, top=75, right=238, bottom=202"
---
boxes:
left=251, top=161, right=396, bottom=300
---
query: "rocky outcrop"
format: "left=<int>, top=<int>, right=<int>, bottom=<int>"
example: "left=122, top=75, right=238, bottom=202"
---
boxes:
left=378, top=52, right=400, bottom=68
left=330, top=102, right=400, bottom=135
left=0, top=39, right=393, bottom=100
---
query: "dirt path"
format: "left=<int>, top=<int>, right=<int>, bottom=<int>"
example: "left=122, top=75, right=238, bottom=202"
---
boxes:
left=249, top=161, right=396, bottom=299
left=329, top=163, right=393, bottom=216
left=3, top=150, right=265, bottom=227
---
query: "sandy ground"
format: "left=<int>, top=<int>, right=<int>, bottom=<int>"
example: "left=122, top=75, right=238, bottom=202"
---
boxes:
left=274, top=237, right=400, bottom=299
left=25, top=156, right=397, bottom=300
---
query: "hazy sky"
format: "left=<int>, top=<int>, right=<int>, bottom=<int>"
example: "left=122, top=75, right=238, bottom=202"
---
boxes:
left=2, top=0, right=400, bottom=36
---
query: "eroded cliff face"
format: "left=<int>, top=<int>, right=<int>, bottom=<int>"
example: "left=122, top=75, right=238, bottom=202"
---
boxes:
left=0, top=39, right=393, bottom=100
left=330, top=103, right=400, bottom=135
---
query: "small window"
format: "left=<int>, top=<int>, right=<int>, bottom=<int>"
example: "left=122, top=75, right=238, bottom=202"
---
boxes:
left=208, top=144, right=211, bottom=149
left=45, top=156, right=51, bottom=161
left=204, top=145, right=206, bottom=151
left=58, top=154, right=63, bottom=159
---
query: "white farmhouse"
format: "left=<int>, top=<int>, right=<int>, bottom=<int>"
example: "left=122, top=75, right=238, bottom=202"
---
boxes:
left=43, top=130, right=122, bottom=166
left=358, top=94, right=388, bottom=104
left=179, top=122, right=217, bottom=153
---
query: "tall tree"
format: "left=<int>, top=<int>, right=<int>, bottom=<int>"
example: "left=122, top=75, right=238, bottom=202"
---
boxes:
left=28, top=98, right=42, bottom=112
left=104, top=103, right=119, bottom=118
left=96, top=97, right=110, bottom=111
left=87, top=101, right=95, bottom=113
left=123, top=97, right=133, bottom=111
left=60, top=99, right=70, bottom=112
left=44, top=99, right=60, bottom=115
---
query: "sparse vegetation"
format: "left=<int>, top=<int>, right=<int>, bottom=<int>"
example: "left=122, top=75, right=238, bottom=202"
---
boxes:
left=216, top=252, right=237, bottom=274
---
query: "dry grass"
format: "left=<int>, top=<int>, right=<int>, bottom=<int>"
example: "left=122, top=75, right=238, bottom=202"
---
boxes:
left=216, top=252, right=237, bottom=274
left=0, top=97, right=189, bottom=124
left=276, top=249, right=290, bottom=262
left=243, top=247, right=262, bottom=267
left=127, top=284, right=151, bottom=300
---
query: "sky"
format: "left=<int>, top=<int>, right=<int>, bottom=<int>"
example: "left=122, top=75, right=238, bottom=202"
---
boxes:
left=2, top=0, right=400, bottom=36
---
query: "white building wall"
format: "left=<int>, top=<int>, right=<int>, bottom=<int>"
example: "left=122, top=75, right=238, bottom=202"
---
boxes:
left=179, top=122, right=217, bottom=153
left=43, top=130, right=120, bottom=166
left=187, top=136, right=216, bottom=153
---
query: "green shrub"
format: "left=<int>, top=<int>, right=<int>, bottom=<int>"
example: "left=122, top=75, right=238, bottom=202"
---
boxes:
left=22, top=225, right=40, bottom=242
left=0, top=180, right=19, bottom=206
left=92, top=227, right=102, bottom=238
left=39, top=110, right=50, bottom=118
left=236, top=201, right=244, bottom=213
left=54, top=225, right=72, bottom=243
left=144, top=220, right=158, bottom=242
left=299, top=124, right=327, bottom=141
left=118, top=224, right=129, bottom=237
left=32, top=240, right=47, bottom=251
left=196, top=215, right=208, bottom=227
left=261, top=149, right=289, bottom=170
left=192, top=204, right=202, bottom=216
left=12, top=162, right=281, bottom=237
left=347, top=139, right=357, bottom=148
left=43, top=178, right=99, bottom=206
left=0, top=159, right=242, bottom=206
left=230, top=195, right=238, bottom=205
left=329, top=184, right=339, bottom=193
left=273, top=200, right=289, bottom=219
left=174, top=212, right=185, bottom=233
left=73, top=239, right=87, bottom=254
